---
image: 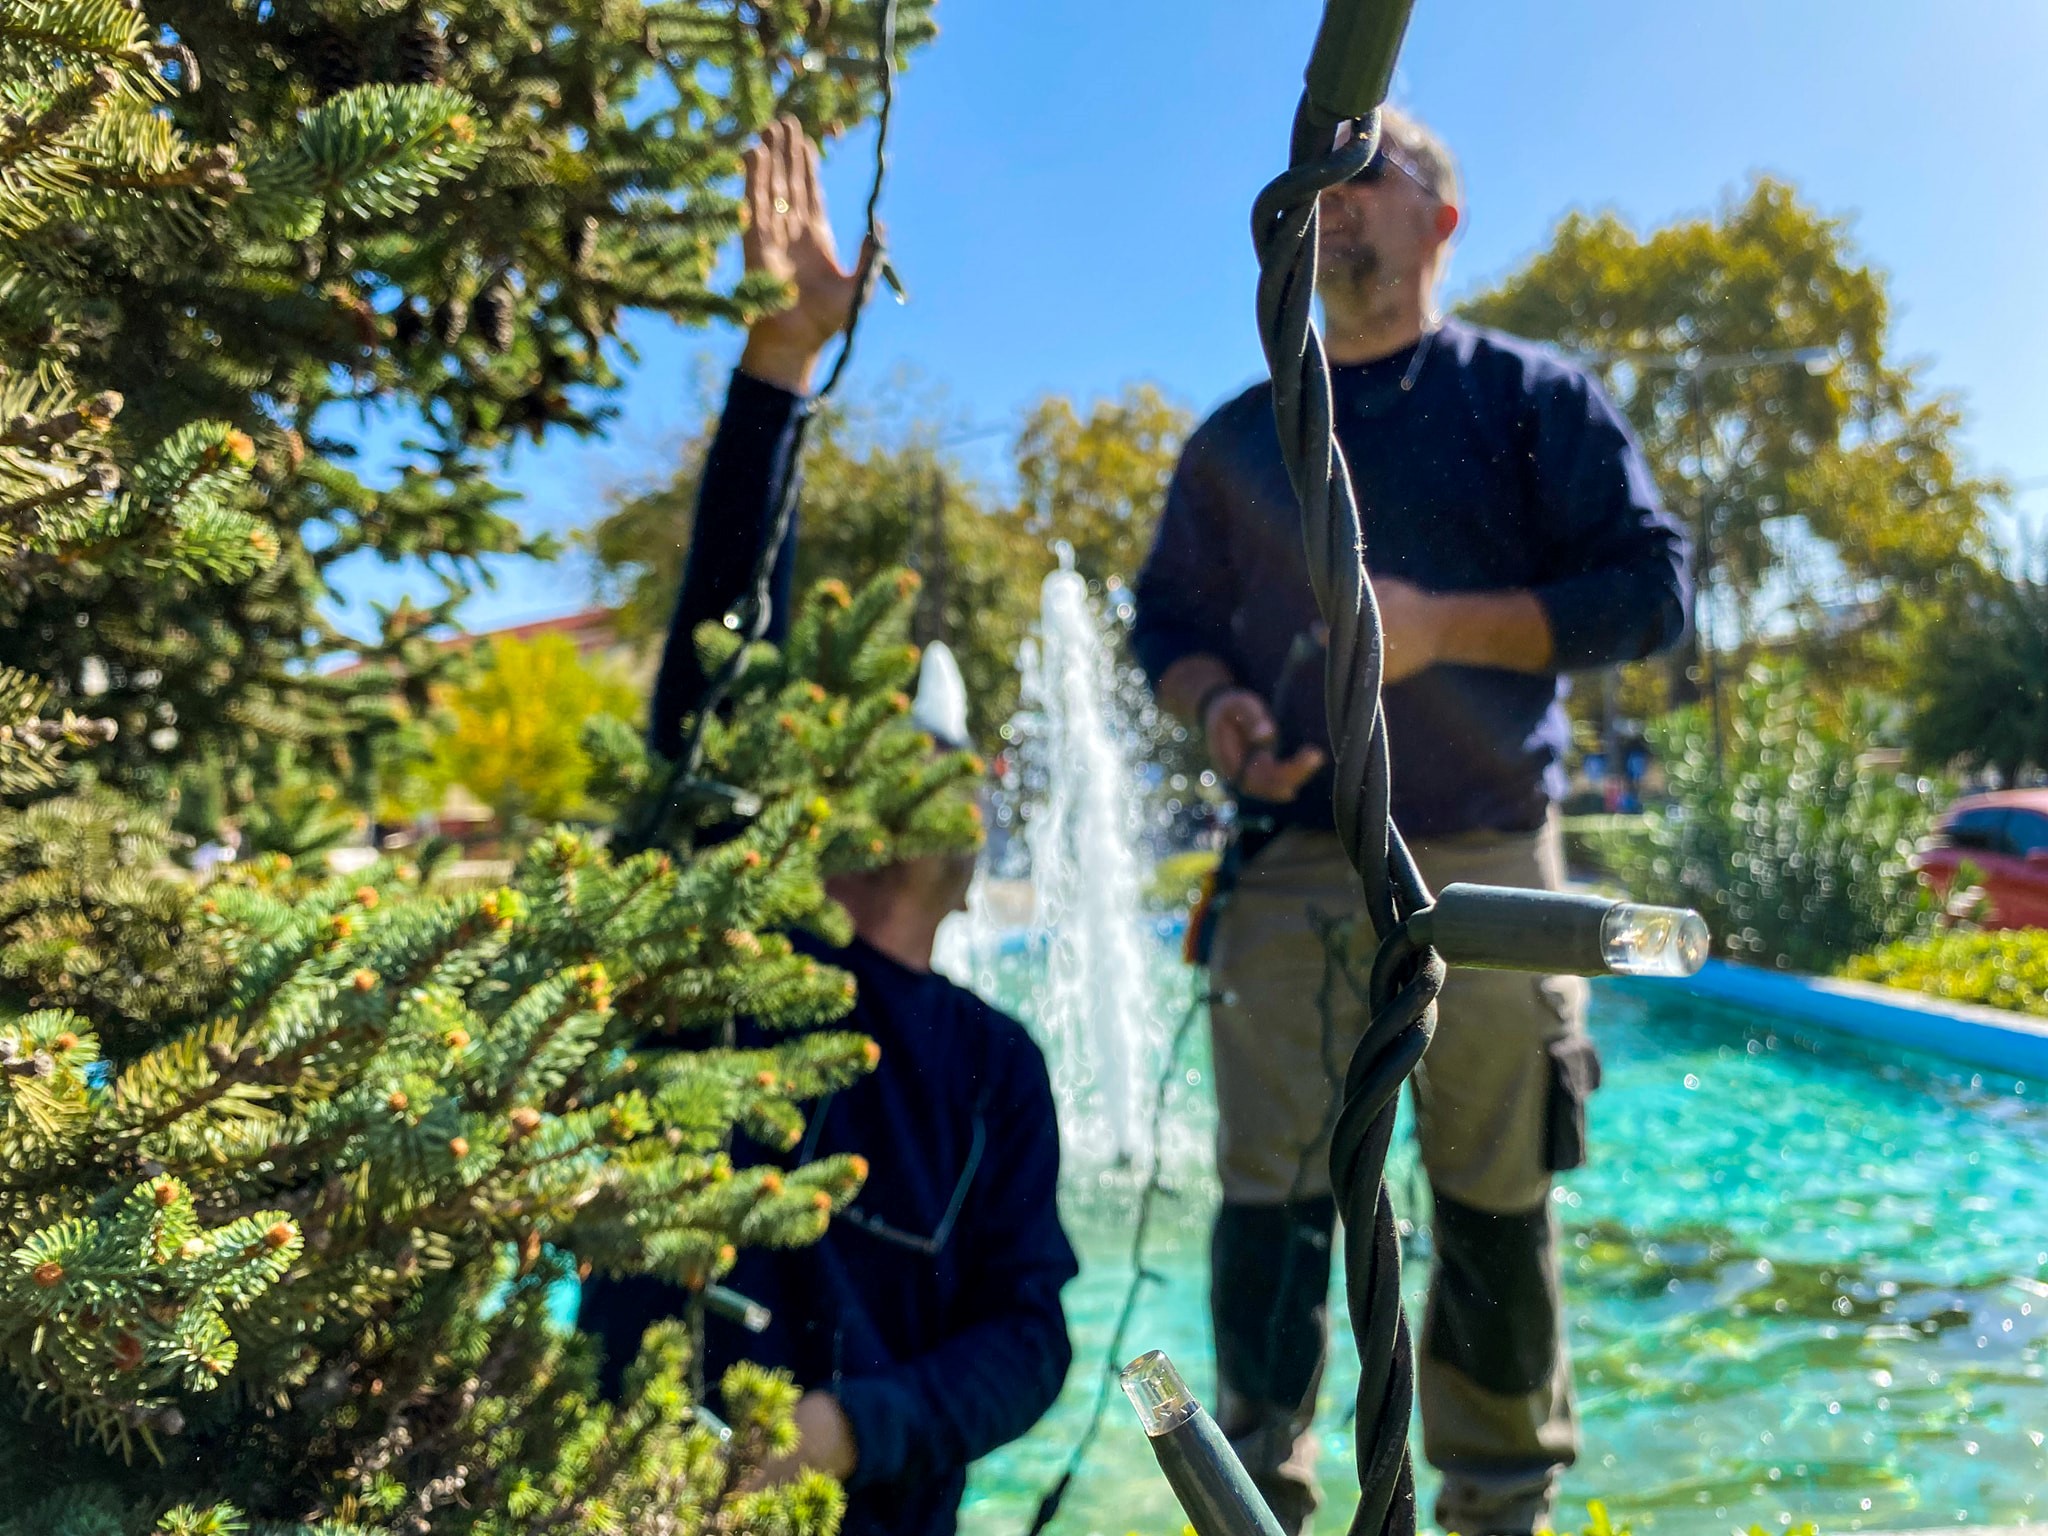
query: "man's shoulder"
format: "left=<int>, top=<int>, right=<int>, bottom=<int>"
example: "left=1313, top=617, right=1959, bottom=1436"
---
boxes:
left=945, top=978, right=1044, bottom=1064
left=1443, top=321, right=1606, bottom=408
left=937, top=978, right=1058, bottom=1107
left=1184, top=378, right=1279, bottom=461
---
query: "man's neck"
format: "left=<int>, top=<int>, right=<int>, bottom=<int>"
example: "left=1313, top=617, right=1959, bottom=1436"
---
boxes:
left=852, top=910, right=942, bottom=974
left=827, top=877, right=943, bottom=973
left=1322, top=289, right=1435, bottom=367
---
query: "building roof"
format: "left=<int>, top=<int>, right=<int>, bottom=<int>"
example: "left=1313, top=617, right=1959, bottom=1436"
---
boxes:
left=328, top=606, right=624, bottom=677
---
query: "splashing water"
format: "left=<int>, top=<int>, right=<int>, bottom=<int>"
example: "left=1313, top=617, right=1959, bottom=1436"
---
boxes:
left=937, top=545, right=1172, bottom=1170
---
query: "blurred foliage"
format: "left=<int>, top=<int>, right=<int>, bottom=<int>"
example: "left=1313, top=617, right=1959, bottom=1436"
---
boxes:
left=1011, top=385, right=1190, bottom=588
left=234, top=755, right=372, bottom=862
left=2, top=0, right=932, bottom=807
left=1898, top=567, right=2048, bottom=781
left=1143, top=847, right=1219, bottom=913
left=1844, top=927, right=2048, bottom=1018
left=1594, top=662, right=1942, bottom=972
left=413, top=632, right=641, bottom=829
left=591, top=384, right=1190, bottom=748
left=1566, top=1504, right=1815, bottom=1536
left=1464, top=176, right=2005, bottom=705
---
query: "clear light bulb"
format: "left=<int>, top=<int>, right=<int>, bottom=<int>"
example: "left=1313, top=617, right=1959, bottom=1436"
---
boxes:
left=1120, top=1349, right=1198, bottom=1436
left=1600, top=903, right=1710, bottom=977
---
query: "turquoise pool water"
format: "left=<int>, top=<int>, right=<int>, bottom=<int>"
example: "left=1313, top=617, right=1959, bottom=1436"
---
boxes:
left=959, top=976, right=2048, bottom=1536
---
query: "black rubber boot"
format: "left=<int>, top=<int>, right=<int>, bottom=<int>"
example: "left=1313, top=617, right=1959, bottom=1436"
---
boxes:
left=1210, top=1197, right=1338, bottom=1536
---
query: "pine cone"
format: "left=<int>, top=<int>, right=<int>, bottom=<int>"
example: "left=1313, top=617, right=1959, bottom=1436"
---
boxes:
left=564, top=214, right=596, bottom=271
left=473, top=281, right=514, bottom=353
left=396, top=13, right=449, bottom=85
left=433, top=294, right=468, bottom=346
left=308, top=26, right=366, bottom=101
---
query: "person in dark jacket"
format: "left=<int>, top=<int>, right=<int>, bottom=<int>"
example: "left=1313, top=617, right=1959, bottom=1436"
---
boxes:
left=581, top=118, right=1078, bottom=1536
left=1131, top=107, right=1690, bottom=1535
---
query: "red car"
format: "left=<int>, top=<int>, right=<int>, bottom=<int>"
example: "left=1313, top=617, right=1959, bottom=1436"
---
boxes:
left=1912, top=789, right=2048, bottom=929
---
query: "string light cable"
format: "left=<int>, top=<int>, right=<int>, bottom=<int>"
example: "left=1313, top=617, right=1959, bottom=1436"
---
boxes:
left=618, top=0, right=902, bottom=857
left=1121, top=4, right=1709, bottom=1534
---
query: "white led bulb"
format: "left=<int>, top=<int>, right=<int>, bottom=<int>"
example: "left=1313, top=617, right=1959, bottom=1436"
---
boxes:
left=1599, top=903, right=1711, bottom=978
left=1121, top=1349, right=1199, bottom=1437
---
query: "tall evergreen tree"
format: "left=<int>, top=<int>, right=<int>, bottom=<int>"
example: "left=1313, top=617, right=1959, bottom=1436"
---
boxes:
left=0, top=2, right=968, bottom=1530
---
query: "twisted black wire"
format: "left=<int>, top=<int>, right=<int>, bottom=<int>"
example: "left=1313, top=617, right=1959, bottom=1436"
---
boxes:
left=1250, top=99, right=1445, bottom=1536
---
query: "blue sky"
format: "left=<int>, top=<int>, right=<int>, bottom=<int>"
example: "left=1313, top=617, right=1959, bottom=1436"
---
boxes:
left=328, top=0, right=2048, bottom=638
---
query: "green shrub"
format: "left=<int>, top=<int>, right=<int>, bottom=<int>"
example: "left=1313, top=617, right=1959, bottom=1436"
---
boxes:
left=1594, top=663, right=1942, bottom=973
left=1145, top=848, right=1220, bottom=912
left=1844, top=927, right=2048, bottom=1017
left=1557, top=1503, right=1815, bottom=1536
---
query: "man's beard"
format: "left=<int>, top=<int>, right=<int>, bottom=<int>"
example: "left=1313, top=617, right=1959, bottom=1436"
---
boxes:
left=1317, top=240, right=1381, bottom=301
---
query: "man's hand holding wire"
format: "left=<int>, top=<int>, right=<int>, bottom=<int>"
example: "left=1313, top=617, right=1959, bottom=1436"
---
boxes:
left=1205, top=687, right=1326, bottom=804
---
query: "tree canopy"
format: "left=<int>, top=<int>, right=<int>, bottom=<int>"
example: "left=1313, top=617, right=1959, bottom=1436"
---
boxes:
left=1461, top=176, right=2005, bottom=699
left=1, top=0, right=932, bottom=803
left=424, top=631, right=642, bottom=827
left=1901, top=568, right=2048, bottom=781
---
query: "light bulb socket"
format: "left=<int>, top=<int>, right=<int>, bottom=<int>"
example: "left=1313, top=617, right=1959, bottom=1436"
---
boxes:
left=1410, top=884, right=1708, bottom=978
left=1121, top=1352, right=1285, bottom=1536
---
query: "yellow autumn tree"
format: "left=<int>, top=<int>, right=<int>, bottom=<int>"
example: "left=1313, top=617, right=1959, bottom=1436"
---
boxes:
left=427, top=632, right=641, bottom=828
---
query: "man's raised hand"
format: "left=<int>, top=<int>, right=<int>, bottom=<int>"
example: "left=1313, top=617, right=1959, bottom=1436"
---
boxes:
left=739, top=116, right=875, bottom=393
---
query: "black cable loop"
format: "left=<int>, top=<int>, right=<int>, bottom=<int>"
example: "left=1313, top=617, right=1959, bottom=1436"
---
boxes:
left=620, top=0, right=900, bottom=856
left=1021, top=981, right=1213, bottom=1536
left=811, top=0, right=896, bottom=405
left=1251, top=99, right=1446, bottom=1536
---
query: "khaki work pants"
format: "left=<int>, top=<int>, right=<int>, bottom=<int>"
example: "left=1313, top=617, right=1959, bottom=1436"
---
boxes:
left=1206, top=819, right=1594, bottom=1535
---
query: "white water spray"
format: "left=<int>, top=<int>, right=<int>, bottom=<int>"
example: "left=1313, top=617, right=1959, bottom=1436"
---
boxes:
left=1026, top=548, right=1156, bottom=1166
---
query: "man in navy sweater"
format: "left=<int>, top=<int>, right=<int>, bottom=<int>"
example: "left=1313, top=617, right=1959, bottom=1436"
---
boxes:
left=1132, top=108, right=1689, bottom=1534
left=582, top=119, right=1077, bottom=1536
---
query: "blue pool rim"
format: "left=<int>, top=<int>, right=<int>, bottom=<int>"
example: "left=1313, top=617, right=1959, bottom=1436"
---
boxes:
left=975, top=919, right=2048, bottom=1080
left=1611, top=959, right=2048, bottom=1081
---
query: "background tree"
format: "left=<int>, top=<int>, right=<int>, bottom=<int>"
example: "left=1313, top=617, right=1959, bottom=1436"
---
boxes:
left=1011, top=384, right=1190, bottom=587
left=424, top=631, right=642, bottom=829
left=1461, top=177, right=2005, bottom=704
left=593, top=385, right=1189, bottom=747
left=1900, top=567, right=2048, bottom=782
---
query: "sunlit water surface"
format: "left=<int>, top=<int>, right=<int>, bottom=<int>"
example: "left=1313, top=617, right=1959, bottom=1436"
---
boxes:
left=959, top=970, right=2048, bottom=1536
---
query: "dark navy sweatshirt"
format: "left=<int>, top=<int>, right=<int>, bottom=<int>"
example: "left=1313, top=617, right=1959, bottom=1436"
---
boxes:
left=1131, top=321, right=1690, bottom=839
left=584, top=368, right=1078, bottom=1536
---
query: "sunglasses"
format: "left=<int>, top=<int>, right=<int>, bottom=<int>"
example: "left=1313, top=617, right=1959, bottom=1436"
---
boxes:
left=1347, top=144, right=1436, bottom=198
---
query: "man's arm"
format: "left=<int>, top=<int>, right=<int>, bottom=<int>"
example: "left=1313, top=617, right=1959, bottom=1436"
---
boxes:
left=646, top=377, right=806, bottom=761
left=827, top=1037, right=1079, bottom=1488
left=645, top=117, right=873, bottom=760
left=1133, top=437, right=1326, bottom=802
left=1373, top=579, right=1554, bottom=681
left=1520, top=365, right=1691, bottom=670
left=1366, top=362, right=1690, bottom=683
